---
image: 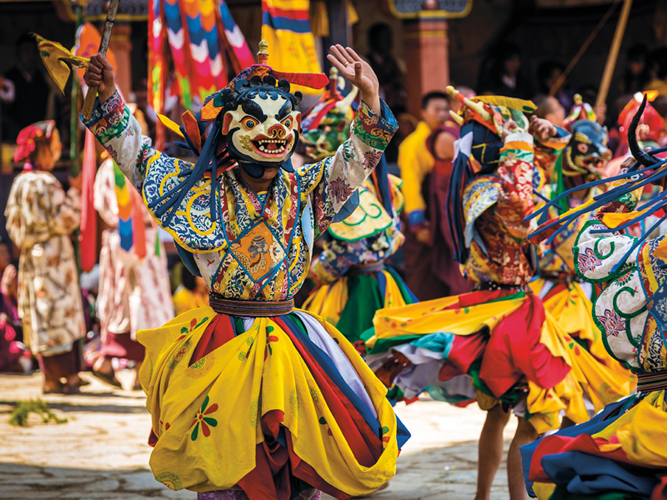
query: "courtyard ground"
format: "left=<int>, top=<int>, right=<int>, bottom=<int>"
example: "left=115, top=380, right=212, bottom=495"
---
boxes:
left=0, top=370, right=517, bottom=500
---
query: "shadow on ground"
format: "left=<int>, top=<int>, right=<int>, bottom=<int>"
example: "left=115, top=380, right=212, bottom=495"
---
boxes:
left=0, top=438, right=511, bottom=500
left=0, top=399, right=148, bottom=415
left=0, top=462, right=195, bottom=500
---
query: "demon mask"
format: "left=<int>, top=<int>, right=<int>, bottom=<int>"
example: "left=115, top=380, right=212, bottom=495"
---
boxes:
left=213, top=75, right=303, bottom=177
left=559, top=94, right=611, bottom=180
left=563, top=120, right=610, bottom=180
left=152, top=41, right=328, bottom=225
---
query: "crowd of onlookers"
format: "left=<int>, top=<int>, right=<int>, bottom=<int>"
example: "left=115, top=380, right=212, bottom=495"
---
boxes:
left=0, top=232, right=211, bottom=381
left=366, top=21, right=667, bottom=152
left=3, top=25, right=667, bottom=384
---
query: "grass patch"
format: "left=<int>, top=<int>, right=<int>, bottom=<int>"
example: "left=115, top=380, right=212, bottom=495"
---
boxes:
left=9, top=399, right=67, bottom=426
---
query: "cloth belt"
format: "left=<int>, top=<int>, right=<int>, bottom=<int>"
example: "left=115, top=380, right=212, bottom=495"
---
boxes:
left=473, top=281, right=528, bottom=292
left=637, top=370, right=667, bottom=394
left=208, top=294, right=295, bottom=317
left=348, top=260, right=386, bottom=275
left=539, top=274, right=585, bottom=284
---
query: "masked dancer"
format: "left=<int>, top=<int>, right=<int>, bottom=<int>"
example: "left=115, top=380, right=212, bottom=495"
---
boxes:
left=82, top=42, right=408, bottom=499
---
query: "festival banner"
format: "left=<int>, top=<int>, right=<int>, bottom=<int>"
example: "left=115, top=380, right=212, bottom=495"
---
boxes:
left=261, top=0, right=322, bottom=95
left=149, top=0, right=253, bottom=112
left=182, top=0, right=227, bottom=103
left=218, top=0, right=254, bottom=72
left=148, top=0, right=166, bottom=118
left=79, top=129, right=98, bottom=272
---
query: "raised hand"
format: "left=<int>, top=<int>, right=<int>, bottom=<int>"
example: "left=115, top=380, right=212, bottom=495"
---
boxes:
left=327, top=45, right=381, bottom=115
left=84, top=54, right=117, bottom=104
left=528, top=115, right=557, bottom=142
left=501, top=119, right=518, bottom=141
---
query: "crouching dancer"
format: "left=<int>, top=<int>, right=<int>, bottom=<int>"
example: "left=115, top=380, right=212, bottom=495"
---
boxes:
left=82, top=42, right=408, bottom=499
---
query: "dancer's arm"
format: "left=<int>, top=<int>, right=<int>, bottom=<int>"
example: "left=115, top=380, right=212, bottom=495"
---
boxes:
left=310, top=239, right=357, bottom=284
left=297, top=46, right=398, bottom=238
left=82, top=54, right=162, bottom=192
left=495, top=122, right=536, bottom=241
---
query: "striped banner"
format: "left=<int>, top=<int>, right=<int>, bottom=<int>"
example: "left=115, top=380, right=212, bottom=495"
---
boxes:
left=148, top=0, right=166, bottom=118
left=261, top=0, right=322, bottom=95
left=218, top=0, right=254, bottom=72
left=149, top=0, right=252, bottom=111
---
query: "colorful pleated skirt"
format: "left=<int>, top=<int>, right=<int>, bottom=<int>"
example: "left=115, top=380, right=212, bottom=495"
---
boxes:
left=303, top=267, right=417, bottom=350
left=521, top=386, right=667, bottom=500
left=530, top=278, right=636, bottom=399
left=137, top=305, right=409, bottom=499
left=363, top=289, right=636, bottom=433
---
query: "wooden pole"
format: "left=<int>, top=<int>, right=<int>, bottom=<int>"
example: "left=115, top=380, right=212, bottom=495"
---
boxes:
left=596, top=0, right=633, bottom=110
left=81, top=0, right=121, bottom=119
left=549, top=0, right=618, bottom=98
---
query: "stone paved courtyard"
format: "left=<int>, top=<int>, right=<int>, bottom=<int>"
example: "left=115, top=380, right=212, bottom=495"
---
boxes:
left=0, top=371, right=517, bottom=500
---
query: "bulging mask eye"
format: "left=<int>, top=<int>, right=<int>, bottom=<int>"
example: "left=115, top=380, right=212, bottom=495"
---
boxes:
left=242, top=117, right=258, bottom=130
left=577, top=143, right=589, bottom=154
left=282, top=117, right=292, bottom=129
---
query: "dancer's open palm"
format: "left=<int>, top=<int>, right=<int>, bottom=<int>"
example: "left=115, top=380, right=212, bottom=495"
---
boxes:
left=327, top=45, right=380, bottom=114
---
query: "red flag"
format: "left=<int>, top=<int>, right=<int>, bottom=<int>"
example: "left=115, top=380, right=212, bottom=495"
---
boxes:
left=130, top=187, right=147, bottom=260
left=79, top=129, right=97, bottom=272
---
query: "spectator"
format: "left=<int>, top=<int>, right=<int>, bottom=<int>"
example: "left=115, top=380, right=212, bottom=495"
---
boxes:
left=622, top=44, right=651, bottom=95
left=535, top=60, right=573, bottom=111
left=398, top=91, right=450, bottom=300
left=479, top=42, right=530, bottom=98
left=366, top=22, right=407, bottom=114
left=534, top=95, right=566, bottom=127
left=425, top=88, right=474, bottom=297
left=2, top=34, right=51, bottom=142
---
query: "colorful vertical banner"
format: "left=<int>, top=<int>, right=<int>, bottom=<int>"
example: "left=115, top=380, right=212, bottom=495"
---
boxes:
left=114, top=161, right=134, bottom=252
left=218, top=0, right=254, bottom=72
left=261, top=0, right=322, bottom=95
left=163, top=0, right=193, bottom=108
left=113, top=161, right=148, bottom=258
left=149, top=0, right=253, bottom=112
left=148, top=0, right=166, bottom=120
left=182, top=0, right=227, bottom=103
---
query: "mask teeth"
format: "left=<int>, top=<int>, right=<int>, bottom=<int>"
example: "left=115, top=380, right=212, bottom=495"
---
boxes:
left=256, top=138, right=287, bottom=154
